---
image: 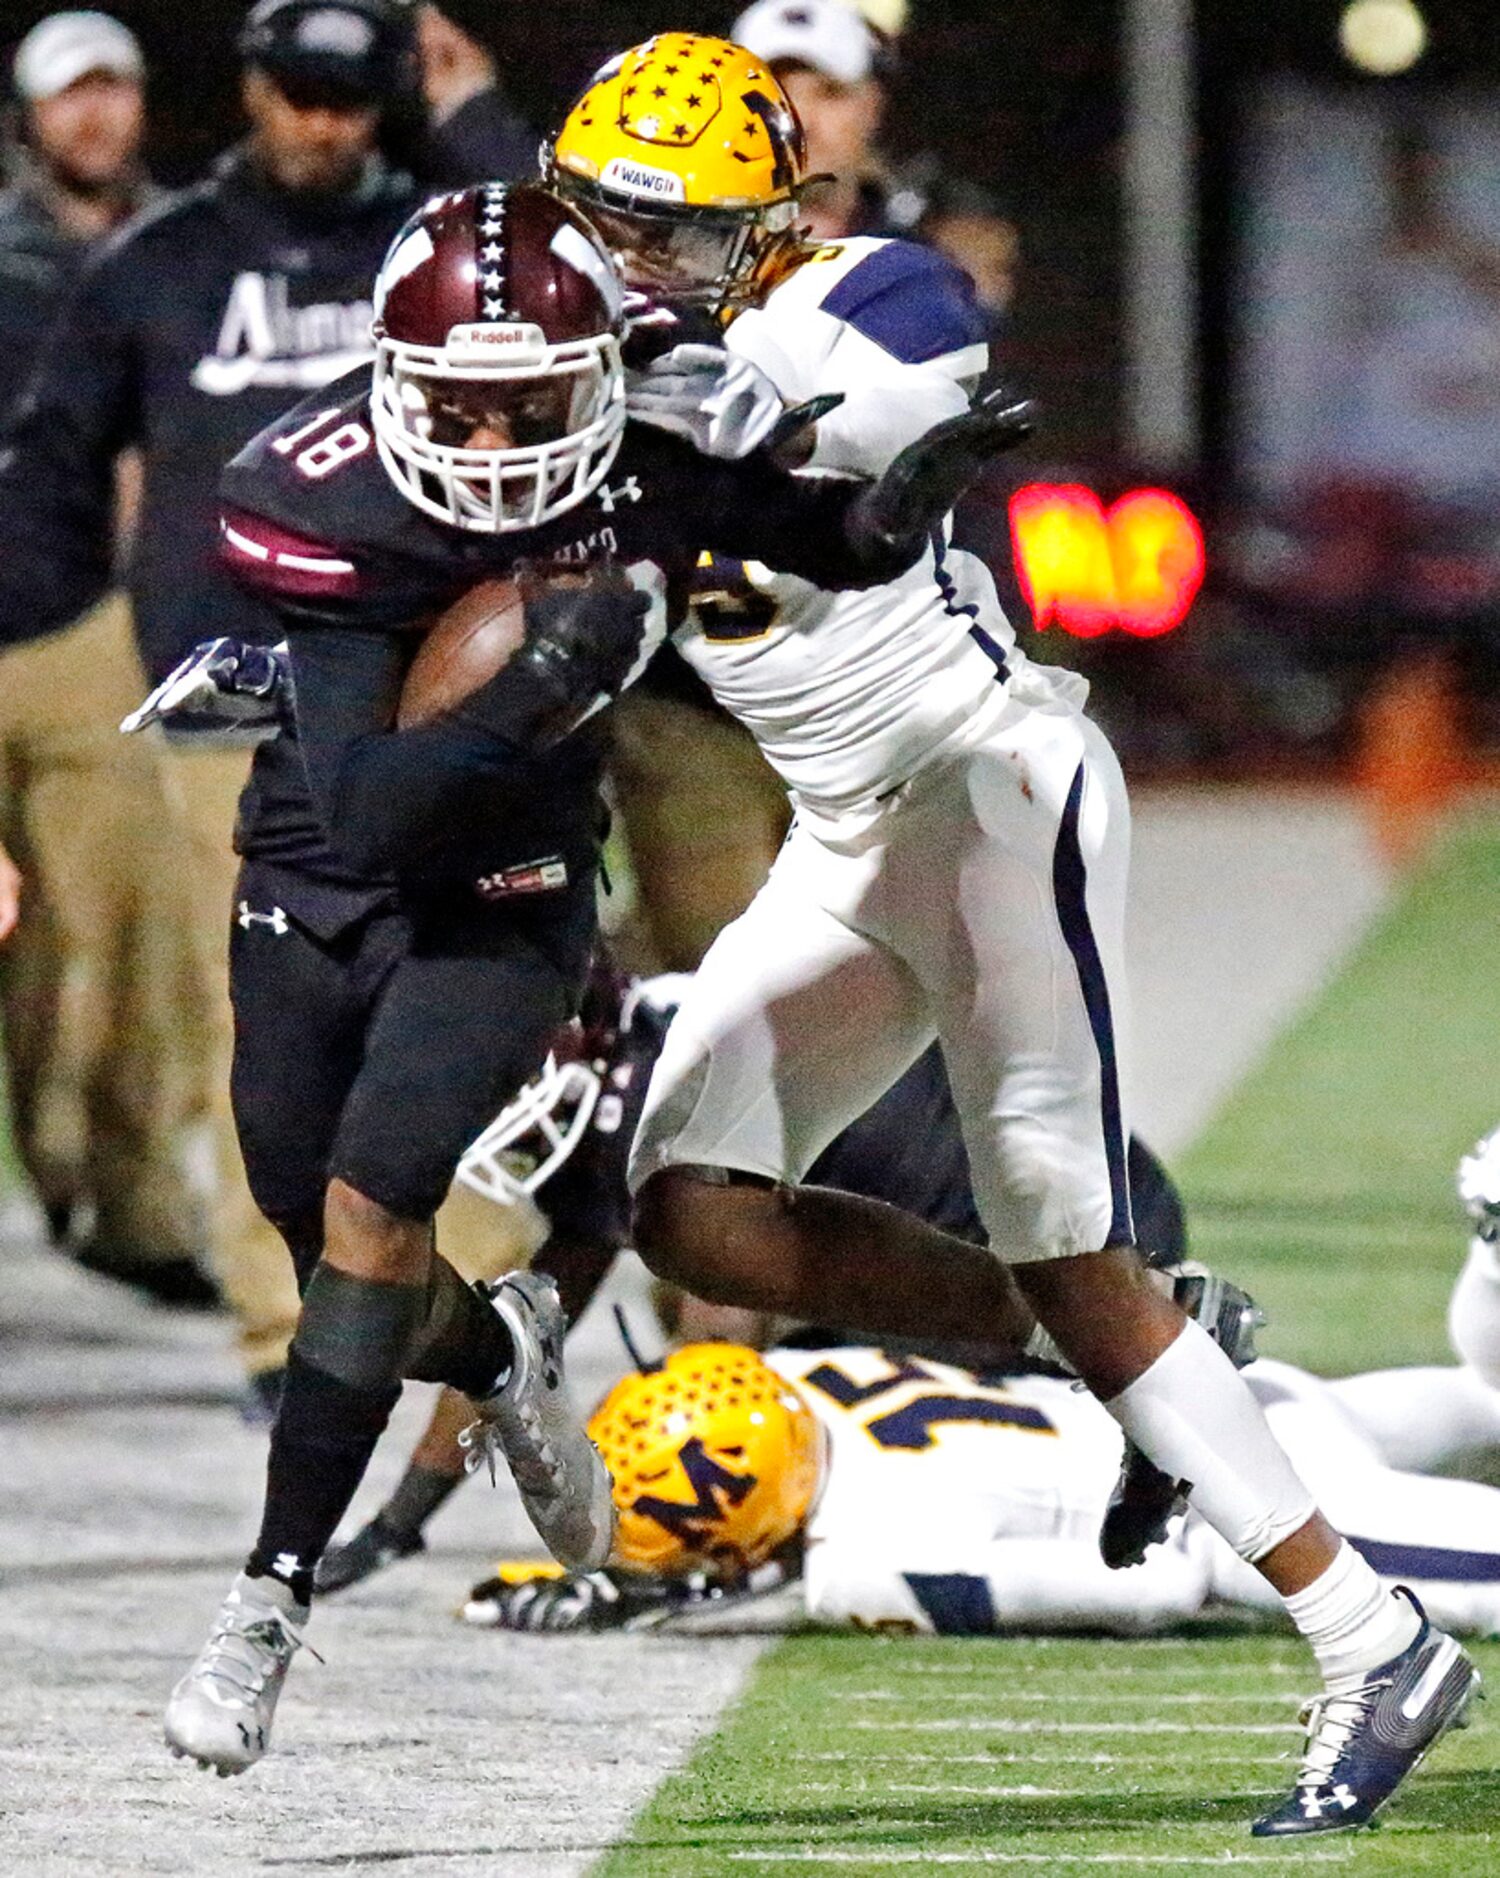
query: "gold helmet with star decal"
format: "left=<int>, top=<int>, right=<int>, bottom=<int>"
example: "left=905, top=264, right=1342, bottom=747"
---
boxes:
left=546, top=34, right=807, bottom=313
left=588, top=1344, right=825, bottom=1578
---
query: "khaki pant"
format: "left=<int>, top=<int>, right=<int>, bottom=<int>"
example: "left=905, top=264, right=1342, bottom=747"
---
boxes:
left=167, top=744, right=528, bottom=1372
left=608, top=691, right=791, bottom=972
left=164, top=741, right=306, bottom=1375
left=0, top=596, right=208, bottom=1259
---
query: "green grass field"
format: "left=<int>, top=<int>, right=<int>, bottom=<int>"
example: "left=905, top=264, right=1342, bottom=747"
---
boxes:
left=597, top=816, right=1500, bottom=1877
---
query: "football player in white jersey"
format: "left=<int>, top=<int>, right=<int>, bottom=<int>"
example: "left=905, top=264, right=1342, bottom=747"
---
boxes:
left=544, top=37, right=1477, bottom=1834
left=468, top=1335, right=1500, bottom=1646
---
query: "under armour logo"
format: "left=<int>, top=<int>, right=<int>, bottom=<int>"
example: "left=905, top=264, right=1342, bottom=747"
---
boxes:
left=1301, top=1784, right=1358, bottom=1818
left=273, top=1552, right=302, bottom=1579
left=597, top=476, right=642, bottom=512
left=238, top=902, right=289, bottom=935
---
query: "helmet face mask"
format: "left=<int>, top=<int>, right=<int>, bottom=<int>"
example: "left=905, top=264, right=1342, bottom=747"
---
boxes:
left=553, top=179, right=798, bottom=310
left=369, top=183, right=628, bottom=533
left=456, top=1055, right=604, bottom=1204
left=372, top=323, right=624, bottom=532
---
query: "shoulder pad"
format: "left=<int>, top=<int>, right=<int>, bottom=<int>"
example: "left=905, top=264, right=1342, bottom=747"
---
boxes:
left=816, top=240, right=990, bottom=365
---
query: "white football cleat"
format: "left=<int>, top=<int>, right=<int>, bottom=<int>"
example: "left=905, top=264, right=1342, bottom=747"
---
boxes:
left=164, top=1572, right=311, bottom=1776
left=459, top=1270, right=615, bottom=1572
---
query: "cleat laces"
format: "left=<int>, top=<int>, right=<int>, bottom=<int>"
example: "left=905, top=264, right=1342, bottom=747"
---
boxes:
left=460, top=1409, right=561, bottom=1495
left=195, top=1602, right=319, bottom=1708
left=1289, top=1678, right=1386, bottom=1811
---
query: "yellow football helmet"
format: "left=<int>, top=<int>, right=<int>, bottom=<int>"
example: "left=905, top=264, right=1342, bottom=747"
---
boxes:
left=546, top=34, right=807, bottom=311
left=588, top=1343, right=825, bottom=1578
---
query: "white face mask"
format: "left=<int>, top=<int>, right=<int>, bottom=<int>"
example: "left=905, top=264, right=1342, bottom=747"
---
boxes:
left=370, top=322, right=627, bottom=533
left=455, top=1056, right=605, bottom=1204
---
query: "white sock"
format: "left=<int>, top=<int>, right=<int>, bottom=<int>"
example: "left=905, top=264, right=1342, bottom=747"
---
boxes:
left=1283, top=1541, right=1422, bottom=1692
left=1105, top=1318, right=1316, bottom=1561
left=1449, top=1236, right=1500, bottom=1389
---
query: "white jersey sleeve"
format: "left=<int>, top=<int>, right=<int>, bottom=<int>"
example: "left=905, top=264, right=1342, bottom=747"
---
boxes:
left=727, top=238, right=989, bottom=474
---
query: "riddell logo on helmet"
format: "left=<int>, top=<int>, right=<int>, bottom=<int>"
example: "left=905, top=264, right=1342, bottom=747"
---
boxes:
left=601, top=159, right=686, bottom=201
left=447, top=322, right=546, bottom=361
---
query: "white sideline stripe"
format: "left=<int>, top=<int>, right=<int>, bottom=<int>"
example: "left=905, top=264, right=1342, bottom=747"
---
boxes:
left=842, top=1690, right=1298, bottom=1706
left=725, top=1852, right=1354, bottom=1867
left=796, top=1782, right=1069, bottom=1798
left=849, top=1719, right=1297, bottom=1735
left=796, top=1751, right=1295, bottom=1766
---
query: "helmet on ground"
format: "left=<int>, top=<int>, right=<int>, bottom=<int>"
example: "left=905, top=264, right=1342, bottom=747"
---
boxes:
left=546, top=34, right=806, bottom=311
left=370, top=180, right=627, bottom=532
left=455, top=1053, right=603, bottom=1204
left=588, top=1343, right=825, bottom=1577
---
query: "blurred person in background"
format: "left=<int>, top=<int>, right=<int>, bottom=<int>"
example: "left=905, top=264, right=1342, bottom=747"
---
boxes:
left=0, top=10, right=213, bottom=1306
left=0, top=9, right=156, bottom=407
left=0, top=0, right=529, bottom=1402
left=410, top=0, right=536, bottom=188
left=730, top=0, right=1019, bottom=328
left=0, top=837, right=21, bottom=943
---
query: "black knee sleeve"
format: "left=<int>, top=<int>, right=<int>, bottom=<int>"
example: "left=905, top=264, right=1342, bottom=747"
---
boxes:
left=293, top=1261, right=428, bottom=1392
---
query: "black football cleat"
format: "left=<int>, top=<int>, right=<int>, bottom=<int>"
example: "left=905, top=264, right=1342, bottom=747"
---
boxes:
left=1099, top=1266, right=1265, bottom=1570
left=1252, top=1591, right=1479, bottom=1837
left=315, top=1515, right=425, bottom=1595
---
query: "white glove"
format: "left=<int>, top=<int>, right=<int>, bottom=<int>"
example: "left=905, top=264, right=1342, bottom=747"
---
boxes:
left=121, top=637, right=287, bottom=734
left=625, top=343, right=784, bottom=461
left=1459, top=1127, right=1500, bottom=1244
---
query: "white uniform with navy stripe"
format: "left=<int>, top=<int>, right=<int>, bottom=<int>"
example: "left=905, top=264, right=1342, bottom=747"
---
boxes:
left=763, top=1346, right=1500, bottom=1639
left=630, top=237, right=1134, bottom=1264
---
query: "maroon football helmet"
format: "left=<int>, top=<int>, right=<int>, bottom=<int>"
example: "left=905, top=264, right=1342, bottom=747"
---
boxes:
left=370, top=182, right=627, bottom=533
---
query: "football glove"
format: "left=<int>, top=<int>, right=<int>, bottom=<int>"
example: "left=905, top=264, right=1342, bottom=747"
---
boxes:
left=852, top=385, right=1037, bottom=558
left=461, top=1564, right=641, bottom=1632
left=121, top=637, right=289, bottom=734
left=626, top=343, right=785, bottom=461
left=455, top=577, right=651, bottom=751
left=1459, top=1127, right=1500, bottom=1244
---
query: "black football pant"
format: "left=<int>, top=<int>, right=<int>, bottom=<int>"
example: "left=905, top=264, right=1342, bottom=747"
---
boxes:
left=229, top=860, right=596, bottom=1282
left=228, top=858, right=596, bottom=1597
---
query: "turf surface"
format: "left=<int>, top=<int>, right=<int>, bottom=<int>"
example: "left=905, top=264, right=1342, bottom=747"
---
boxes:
left=596, top=816, right=1500, bottom=1877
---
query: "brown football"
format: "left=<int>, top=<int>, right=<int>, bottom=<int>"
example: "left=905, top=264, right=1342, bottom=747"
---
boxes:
left=397, top=577, right=528, bottom=728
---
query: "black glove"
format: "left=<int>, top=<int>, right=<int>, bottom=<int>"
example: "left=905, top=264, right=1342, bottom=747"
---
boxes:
left=121, top=637, right=290, bottom=734
left=851, top=386, right=1037, bottom=560
left=462, top=1566, right=643, bottom=1632
left=453, top=579, right=651, bottom=753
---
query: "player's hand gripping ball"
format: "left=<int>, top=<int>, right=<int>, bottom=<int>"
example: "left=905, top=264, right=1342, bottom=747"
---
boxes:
left=397, top=577, right=528, bottom=728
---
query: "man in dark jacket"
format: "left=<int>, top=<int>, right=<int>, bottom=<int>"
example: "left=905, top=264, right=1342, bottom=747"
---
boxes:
left=0, top=9, right=210, bottom=1304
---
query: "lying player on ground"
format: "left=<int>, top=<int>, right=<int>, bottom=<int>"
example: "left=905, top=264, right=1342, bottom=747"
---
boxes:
left=470, top=1329, right=1500, bottom=1648
left=305, top=967, right=1232, bottom=1592
left=538, top=37, right=1478, bottom=1836
left=478, top=1124, right=1500, bottom=1641
left=140, top=180, right=1035, bottom=1779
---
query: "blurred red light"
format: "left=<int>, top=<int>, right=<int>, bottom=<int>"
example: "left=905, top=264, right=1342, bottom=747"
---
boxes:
left=1008, top=484, right=1206, bottom=639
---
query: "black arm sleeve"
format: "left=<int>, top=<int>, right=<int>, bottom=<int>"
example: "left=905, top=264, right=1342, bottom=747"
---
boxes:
left=682, top=447, right=918, bottom=592
left=287, top=625, right=549, bottom=877
left=421, top=87, right=539, bottom=189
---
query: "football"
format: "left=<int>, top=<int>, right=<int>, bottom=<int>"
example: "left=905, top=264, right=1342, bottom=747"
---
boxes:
left=397, top=577, right=528, bottom=728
